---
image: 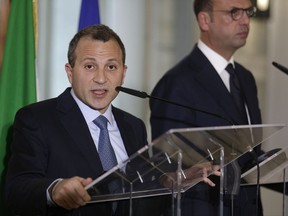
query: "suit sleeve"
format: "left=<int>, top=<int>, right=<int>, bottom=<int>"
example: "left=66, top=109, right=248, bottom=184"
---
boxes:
left=5, top=107, right=54, bottom=215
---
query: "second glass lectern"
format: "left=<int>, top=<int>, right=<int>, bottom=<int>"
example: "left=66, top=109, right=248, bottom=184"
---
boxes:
left=85, top=124, right=285, bottom=216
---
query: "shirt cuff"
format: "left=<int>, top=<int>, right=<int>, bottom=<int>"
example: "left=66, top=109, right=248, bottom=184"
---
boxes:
left=46, top=178, right=63, bottom=206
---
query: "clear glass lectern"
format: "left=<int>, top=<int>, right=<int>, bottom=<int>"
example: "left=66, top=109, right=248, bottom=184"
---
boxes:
left=241, top=127, right=288, bottom=216
left=85, top=124, right=285, bottom=216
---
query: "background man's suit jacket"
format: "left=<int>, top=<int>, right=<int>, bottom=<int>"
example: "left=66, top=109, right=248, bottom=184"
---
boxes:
left=150, top=45, right=261, bottom=134
left=5, top=88, right=154, bottom=216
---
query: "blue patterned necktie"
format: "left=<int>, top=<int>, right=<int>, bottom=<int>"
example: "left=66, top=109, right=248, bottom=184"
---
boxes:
left=93, top=115, right=118, bottom=171
left=93, top=115, right=119, bottom=213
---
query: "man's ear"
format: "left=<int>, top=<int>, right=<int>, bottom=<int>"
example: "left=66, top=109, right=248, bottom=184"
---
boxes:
left=198, top=11, right=211, bottom=32
left=65, top=63, right=73, bottom=84
left=121, top=65, right=127, bottom=85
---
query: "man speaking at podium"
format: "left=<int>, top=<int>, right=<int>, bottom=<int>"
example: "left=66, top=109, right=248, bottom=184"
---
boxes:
left=4, top=24, right=159, bottom=216
left=150, top=0, right=263, bottom=215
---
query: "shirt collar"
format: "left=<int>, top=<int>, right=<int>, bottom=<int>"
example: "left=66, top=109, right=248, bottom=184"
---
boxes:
left=197, top=40, right=234, bottom=73
left=70, top=89, right=114, bottom=126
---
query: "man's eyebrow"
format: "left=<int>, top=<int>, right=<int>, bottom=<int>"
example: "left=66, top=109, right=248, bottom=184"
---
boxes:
left=106, top=58, right=119, bottom=62
left=80, top=57, right=97, bottom=63
left=79, top=57, right=121, bottom=63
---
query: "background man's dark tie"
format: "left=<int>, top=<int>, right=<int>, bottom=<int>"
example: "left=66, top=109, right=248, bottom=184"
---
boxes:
left=224, top=63, right=248, bottom=197
left=226, top=63, right=247, bottom=124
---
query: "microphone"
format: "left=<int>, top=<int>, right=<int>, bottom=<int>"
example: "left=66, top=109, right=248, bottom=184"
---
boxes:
left=116, top=86, right=234, bottom=125
left=272, top=61, right=288, bottom=75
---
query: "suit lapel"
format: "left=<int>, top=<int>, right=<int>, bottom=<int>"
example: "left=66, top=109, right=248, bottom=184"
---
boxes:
left=234, top=64, right=261, bottom=124
left=57, top=89, right=103, bottom=176
left=112, top=107, right=139, bottom=156
left=192, top=47, right=246, bottom=125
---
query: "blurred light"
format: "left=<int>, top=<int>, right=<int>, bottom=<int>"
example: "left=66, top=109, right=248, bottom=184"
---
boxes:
left=257, top=0, right=269, bottom=11
left=251, top=0, right=270, bottom=19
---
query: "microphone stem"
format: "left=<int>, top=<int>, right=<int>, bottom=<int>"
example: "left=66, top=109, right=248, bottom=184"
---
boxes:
left=148, top=94, right=235, bottom=125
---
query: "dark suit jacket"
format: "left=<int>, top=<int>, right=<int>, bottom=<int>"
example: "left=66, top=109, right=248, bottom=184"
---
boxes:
left=150, top=45, right=263, bottom=216
left=5, top=88, right=154, bottom=216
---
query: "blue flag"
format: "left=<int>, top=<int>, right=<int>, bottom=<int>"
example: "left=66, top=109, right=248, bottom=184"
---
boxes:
left=78, top=0, right=100, bottom=31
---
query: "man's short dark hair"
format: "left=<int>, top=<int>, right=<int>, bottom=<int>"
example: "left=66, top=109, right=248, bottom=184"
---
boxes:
left=67, top=24, right=126, bottom=67
left=194, top=0, right=214, bottom=17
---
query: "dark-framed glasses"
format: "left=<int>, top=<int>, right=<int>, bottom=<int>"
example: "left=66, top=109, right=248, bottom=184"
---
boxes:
left=213, top=6, right=257, bottom=21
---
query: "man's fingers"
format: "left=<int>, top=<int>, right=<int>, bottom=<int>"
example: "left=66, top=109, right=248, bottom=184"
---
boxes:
left=81, top=177, right=93, bottom=187
left=203, top=177, right=216, bottom=187
left=213, top=170, right=221, bottom=176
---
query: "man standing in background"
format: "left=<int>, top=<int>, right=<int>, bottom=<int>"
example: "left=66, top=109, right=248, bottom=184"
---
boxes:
left=150, top=0, right=263, bottom=215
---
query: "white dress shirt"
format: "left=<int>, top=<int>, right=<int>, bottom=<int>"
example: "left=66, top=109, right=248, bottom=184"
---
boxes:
left=197, top=40, right=234, bottom=92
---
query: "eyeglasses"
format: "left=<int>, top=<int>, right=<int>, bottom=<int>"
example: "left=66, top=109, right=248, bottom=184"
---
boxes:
left=213, top=6, right=257, bottom=21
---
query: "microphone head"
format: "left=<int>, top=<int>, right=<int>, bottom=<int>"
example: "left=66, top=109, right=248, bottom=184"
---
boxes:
left=115, top=86, right=123, bottom=92
left=272, top=61, right=288, bottom=75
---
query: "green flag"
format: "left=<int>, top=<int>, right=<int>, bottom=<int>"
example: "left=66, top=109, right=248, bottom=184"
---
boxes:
left=0, top=0, right=37, bottom=213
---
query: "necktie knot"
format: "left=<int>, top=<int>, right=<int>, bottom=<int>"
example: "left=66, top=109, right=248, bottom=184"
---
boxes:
left=226, top=63, right=235, bottom=74
left=226, top=64, right=237, bottom=81
left=93, top=115, right=108, bottom=130
left=226, top=63, right=241, bottom=92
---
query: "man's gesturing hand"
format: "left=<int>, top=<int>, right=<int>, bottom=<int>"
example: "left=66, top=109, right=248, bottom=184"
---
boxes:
left=51, top=176, right=93, bottom=210
left=160, top=162, right=221, bottom=189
